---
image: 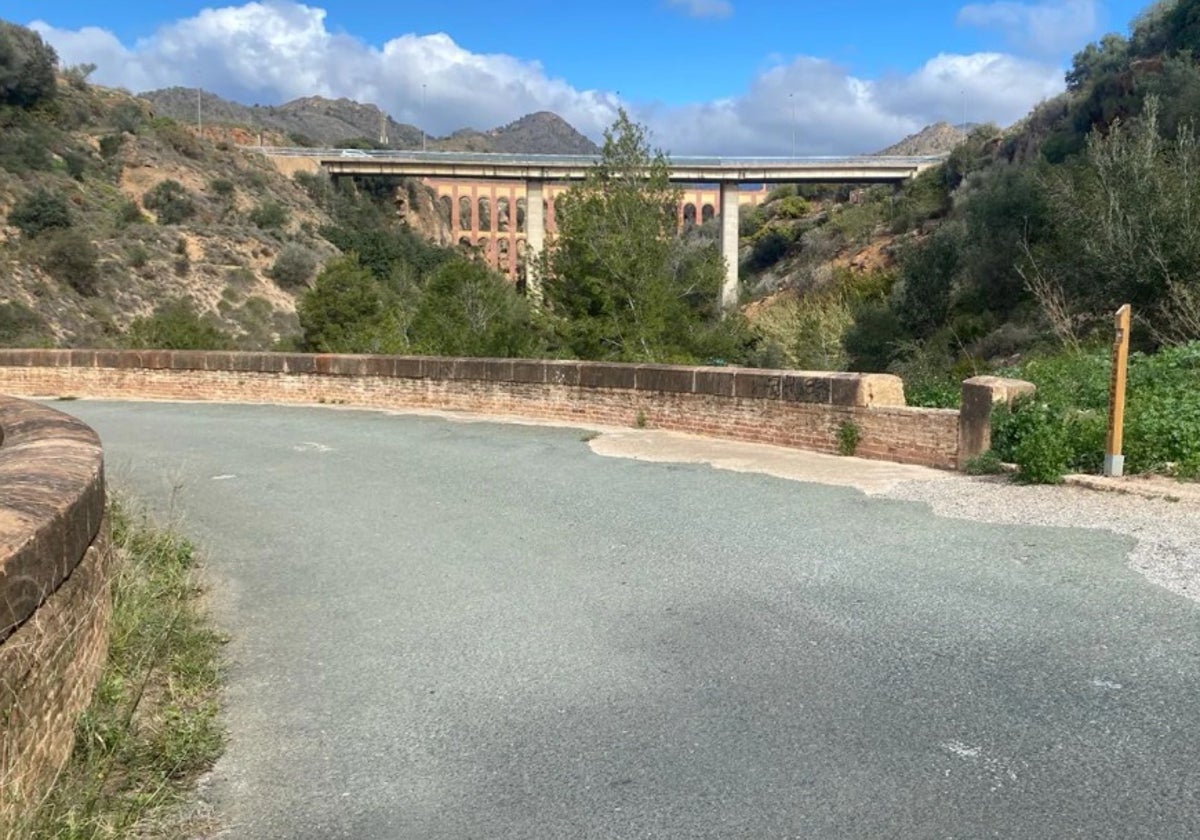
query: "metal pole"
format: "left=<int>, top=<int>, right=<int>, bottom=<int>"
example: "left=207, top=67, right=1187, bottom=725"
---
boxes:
left=1104, top=304, right=1132, bottom=477
left=421, top=84, right=427, bottom=152
left=790, top=93, right=795, bottom=157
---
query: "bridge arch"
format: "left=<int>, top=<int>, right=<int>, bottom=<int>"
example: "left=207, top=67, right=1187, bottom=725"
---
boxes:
left=478, top=197, right=491, bottom=232
left=459, top=196, right=473, bottom=231
left=701, top=204, right=715, bottom=224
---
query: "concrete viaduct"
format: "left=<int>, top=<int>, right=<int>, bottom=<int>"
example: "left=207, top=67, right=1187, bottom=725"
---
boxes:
left=262, top=149, right=943, bottom=307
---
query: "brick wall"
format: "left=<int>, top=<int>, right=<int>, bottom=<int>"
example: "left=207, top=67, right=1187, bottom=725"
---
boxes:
left=0, top=350, right=968, bottom=469
left=0, top=397, right=109, bottom=835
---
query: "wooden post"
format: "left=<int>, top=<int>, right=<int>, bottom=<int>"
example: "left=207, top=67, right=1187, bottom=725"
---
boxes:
left=1105, top=304, right=1132, bottom=477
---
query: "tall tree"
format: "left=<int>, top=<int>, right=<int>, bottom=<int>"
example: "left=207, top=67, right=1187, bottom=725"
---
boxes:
left=0, top=21, right=57, bottom=107
left=541, top=110, right=739, bottom=362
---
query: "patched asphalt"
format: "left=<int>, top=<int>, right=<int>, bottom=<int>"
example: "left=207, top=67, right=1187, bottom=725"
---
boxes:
left=58, top=400, right=1200, bottom=839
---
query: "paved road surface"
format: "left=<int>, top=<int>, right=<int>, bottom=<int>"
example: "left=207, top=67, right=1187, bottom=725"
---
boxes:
left=58, top=401, right=1200, bottom=839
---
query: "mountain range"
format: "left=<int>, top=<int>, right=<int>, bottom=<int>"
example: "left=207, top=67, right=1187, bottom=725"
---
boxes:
left=141, top=88, right=599, bottom=154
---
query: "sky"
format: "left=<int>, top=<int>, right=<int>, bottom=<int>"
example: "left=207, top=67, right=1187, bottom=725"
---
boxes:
left=10, top=0, right=1152, bottom=155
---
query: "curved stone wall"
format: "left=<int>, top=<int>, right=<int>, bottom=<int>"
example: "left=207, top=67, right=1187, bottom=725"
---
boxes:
left=0, top=397, right=109, bottom=833
left=0, top=350, right=971, bottom=468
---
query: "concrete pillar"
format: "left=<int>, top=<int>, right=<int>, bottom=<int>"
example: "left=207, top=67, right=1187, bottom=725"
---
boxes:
left=719, top=182, right=740, bottom=311
left=450, top=184, right=460, bottom=233
left=526, top=179, right=545, bottom=303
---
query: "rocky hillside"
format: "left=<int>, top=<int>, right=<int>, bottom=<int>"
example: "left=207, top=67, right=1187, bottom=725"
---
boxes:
left=875, top=122, right=969, bottom=156
left=143, top=90, right=600, bottom=154
left=0, top=73, right=451, bottom=348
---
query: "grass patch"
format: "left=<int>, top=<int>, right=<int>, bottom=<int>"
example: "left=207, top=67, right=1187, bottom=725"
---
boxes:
left=29, top=498, right=225, bottom=839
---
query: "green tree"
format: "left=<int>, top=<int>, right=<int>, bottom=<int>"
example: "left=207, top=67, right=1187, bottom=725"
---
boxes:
left=297, top=255, right=407, bottom=353
left=0, top=21, right=57, bottom=107
left=542, top=109, right=734, bottom=362
left=410, top=259, right=542, bottom=357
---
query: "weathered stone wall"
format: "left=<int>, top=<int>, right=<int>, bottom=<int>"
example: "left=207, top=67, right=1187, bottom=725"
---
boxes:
left=0, top=397, right=109, bottom=835
left=0, top=350, right=968, bottom=468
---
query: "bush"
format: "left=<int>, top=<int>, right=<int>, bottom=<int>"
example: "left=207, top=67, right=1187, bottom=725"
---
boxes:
left=99, top=133, right=123, bottom=159
left=124, top=299, right=233, bottom=350
left=268, top=244, right=318, bottom=289
left=297, top=256, right=406, bottom=353
left=0, top=21, right=58, bottom=107
left=965, top=450, right=1004, bottom=475
left=248, top=200, right=289, bottom=230
left=0, top=300, right=47, bottom=346
left=837, top=421, right=861, bottom=456
left=992, top=400, right=1071, bottom=483
left=8, top=188, right=71, bottom=237
left=39, top=229, right=100, bottom=295
left=410, top=259, right=543, bottom=357
left=152, top=118, right=203, bottom=159
left=115, top=199, right=147, bottom=228
left=775, top=195, right=810, bottom=219
left=209, top=178, right=235, bottom=199
left=143, top=180, right=196, bottom=225
left=747, top=229, right=790, bottom=271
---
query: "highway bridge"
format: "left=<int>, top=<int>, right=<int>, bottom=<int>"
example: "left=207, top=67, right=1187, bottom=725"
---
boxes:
left=256, top=147, right=945, bottom=307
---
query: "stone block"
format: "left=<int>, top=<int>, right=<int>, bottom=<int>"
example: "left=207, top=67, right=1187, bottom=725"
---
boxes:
left=579, top=363, right=637, bottom=390
left=734, top=371, right=782, bottom=399
left=694, top=368, right=736, bottom=397
left=781, top=375, right=831, bottom=404
left=636, top=365, right=696, bottom=394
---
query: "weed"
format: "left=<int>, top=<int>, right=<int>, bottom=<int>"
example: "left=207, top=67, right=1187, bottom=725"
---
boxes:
left=964, top=450, right=1004, bottom=475
left=635, top=409, right=647, bottom=429
left=28, top=498, right=225, bottom=838
left=837, top=421, right=861, bottom=456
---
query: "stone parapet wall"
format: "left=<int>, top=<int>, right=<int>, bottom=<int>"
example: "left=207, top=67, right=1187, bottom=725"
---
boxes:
left=0, top=397, right=109, bottom=835
left=0, top=350, right=970, bottom=469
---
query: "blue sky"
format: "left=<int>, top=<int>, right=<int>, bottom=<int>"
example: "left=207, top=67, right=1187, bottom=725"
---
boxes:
left=14, top=0, right=1152, bottom=154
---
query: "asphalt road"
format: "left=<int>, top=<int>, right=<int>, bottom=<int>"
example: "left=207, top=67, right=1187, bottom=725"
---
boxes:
left=58, top=400, right=1200, bottom=839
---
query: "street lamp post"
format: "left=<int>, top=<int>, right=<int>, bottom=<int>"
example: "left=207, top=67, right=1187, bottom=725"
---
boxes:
left=421, top=83, right=427, bottom=152
left=789, top=92, right=796, bottom=157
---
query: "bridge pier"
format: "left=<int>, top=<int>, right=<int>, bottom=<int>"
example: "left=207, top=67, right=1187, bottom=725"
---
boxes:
left=719, top=182, right=740, bottom=312
left=525, top=179, right=545, bottom=303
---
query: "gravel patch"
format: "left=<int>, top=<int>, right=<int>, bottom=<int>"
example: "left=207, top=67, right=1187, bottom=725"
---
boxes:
left=882, top=475, right=1200, bottom=604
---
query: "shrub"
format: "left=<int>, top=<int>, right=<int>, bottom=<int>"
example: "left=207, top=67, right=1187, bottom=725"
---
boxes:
left=0, top=21, right=58, bottom=107
left=115, top=199, right=146, bottom=228
left=747, top=229, right=790, bottom=271
left=8, top=188, right=71, bottom=237
left=837, top=421, right=861, bottom=456
left=268, top=244, right=318, bottom=289
left=209, top=178, right=235, bottom=199
left=152, top=118, right=203, bottom=159
left=297, top=256, right=406, bottom=353
left=39, top=229, right=100, bottom=295
left=124, top=299, right=233, bottom=350
left=992, top=399, right=1071, bottom=484
left=775, top=195, right=810, bottom=219
left=965, top=450, right=1005, bottom=475
left=143, top=180, right=196, bottom=225
left=0, top=300, right=47, bottom=346
left=248, top=200, right=289, bottom=230
left=126, top=243, right=149, bottom=268
left=99, top=133, right=123, bottom=159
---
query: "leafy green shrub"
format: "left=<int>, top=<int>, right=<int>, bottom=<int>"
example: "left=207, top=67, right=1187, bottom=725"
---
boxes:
left=843, top=302, right=906, bottom=372
left=268, top=244, right=317, bottom=289
left=39, top=229, right=100, bottom=295
left=8, top=188, right=71, bottom=237
left=143, top=180, right=196, bottom=225
left=739, top=205, right=767, bottom=237
left=209, top=178, right=235, bottom=199
left=837, top=421, right=861, bottom=456
left=124, top=299, right=233, bottom=350
left=0, top=21, right=58, bottom=107
left=248, top=200, right=289, bottom=230
left=115, top=199, right=146, bottom=228
left=965, top=450, right=1005, bottom=475
left=297, top=256, right=406, bottom=353
left=0, top=125, right=55, bottom=172
left=767, top=184, right=797, bottom=202
left=0, top=300, right=48, bottom=346
left=747, top=228, right=790, bottom=271
left=410, top=259, right=542, bottom=357
left=99, top=133, right=123, bottom=159
left=992, top=400, right=1071, bottom=483
left=62, top=150, right=88, bottom=181
left=126, top=243, right=149, bottom=268
left=775, top=195, right=810, bottom=219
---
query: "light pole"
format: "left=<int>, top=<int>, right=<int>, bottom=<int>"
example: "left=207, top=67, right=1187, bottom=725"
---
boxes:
left=421, top=83, right=427, bottom=152
left=789, top=92, right=796, bottom=157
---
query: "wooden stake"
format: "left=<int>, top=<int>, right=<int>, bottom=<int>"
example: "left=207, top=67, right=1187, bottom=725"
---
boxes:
left=1105, top=304, right=1131, bottom=477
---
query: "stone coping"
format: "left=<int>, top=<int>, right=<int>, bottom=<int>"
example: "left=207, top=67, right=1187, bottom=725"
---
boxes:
left=0, top=397, right=105, bottom=641
left=0, top=350, right=908, bottom=408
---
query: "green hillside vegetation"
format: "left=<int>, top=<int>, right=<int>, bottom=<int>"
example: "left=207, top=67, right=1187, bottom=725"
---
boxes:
left=741, top=0, right=1200, bottom=480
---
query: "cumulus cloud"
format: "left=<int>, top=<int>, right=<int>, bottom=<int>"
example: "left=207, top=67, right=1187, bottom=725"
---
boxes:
left=957, top=0, right=1100, bottom=56
left=666, top=0, right=734, bottom=20
left=32, top=1, right=1066, bottom=156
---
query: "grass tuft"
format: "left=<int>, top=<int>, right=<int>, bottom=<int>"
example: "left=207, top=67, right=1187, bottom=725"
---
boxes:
left=28, top=499, right=226, bottom=839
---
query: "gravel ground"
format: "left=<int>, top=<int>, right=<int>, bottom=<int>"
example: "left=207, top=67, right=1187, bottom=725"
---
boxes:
left=882, top=475, right=1200, bottom=605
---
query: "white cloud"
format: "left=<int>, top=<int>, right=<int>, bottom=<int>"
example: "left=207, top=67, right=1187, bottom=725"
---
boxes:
left=32, top=1, right=1067, bottom=156
left=957, top=0, right=1100, bottom=56
left=666, top=0, right=734, bottom=20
